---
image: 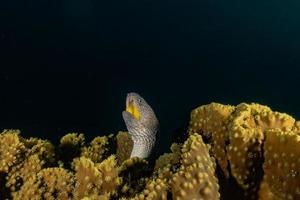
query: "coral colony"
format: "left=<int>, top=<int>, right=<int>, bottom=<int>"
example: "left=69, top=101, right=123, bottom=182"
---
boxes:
left=0, top=102, right=299, bottom=200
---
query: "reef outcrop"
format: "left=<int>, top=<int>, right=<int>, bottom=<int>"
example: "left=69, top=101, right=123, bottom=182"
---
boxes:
left=0, top=102, right=299, bottom=200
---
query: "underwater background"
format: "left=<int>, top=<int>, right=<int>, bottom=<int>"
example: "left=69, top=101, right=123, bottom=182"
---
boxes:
left=0, top=0, right=300, bottom=154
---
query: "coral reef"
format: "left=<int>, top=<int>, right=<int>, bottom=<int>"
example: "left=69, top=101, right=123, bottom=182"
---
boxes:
left=0, top=102, right=299, bottom=200
left=0, top=130, right=218, bottom=200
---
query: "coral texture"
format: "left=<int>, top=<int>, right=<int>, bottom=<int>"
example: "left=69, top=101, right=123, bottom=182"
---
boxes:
left=189, top=103, right=300, bottom=199
left=0, top=102, right=299, bottom=200
left=189, top=103, right=234, bottom=177
left=171, top=133, right=220, bottom=200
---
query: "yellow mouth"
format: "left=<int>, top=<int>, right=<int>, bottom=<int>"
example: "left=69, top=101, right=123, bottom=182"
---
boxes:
left=126, top=101, right=141, bottom=120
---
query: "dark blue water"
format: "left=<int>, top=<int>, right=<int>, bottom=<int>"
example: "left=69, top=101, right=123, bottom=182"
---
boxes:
left=0, top=0, right=300, bottom=152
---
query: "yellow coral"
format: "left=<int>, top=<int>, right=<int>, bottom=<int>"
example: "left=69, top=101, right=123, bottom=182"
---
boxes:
left=189, top=103, right=234, bottom=177
left=73, top=157, right=105, bottom=199
left=119, top=157, right=168, bottom=199
left=132, top=178, right=168, bottom=200
left=171, top=133, right=220, bottom=200
left=13, top=167, right=74, bottom=200
left=154, top=143, right=181, bottom=171
left=119, top=157, right=148, bottom=172
left=258, top=181, right=278, bottom=200
left=73, top=155, right=121, bottom=199
left=118, top=157, right=150, bottom=197
left=80, top=195, right=109, bottom=200
left=58, top=133, right=86, bottom=167
left=97, top=155, right=122, bottom=194
left=189, top=102, right=299, bottom=199
left=1, top=102, right=300, bottom=200
left=22, top=137, right=56, bottom=161
left=262, top=129, right=300, bottom=200
left=60, top=133, right=85, bottom=147
left=292, top=121, right=300, bottom=132
left=6, top=154, right=45, bottom=192
left=81, top=135, right=110, bottom=163
left=0, top=130, right=56, bottom=195
left=227, top=103, right=295, bottom=189
left=6, top=138, right=55, bottom=191
left=116, top=131, right=133, bottom=164
left=0, top=130, right=26, bottom=173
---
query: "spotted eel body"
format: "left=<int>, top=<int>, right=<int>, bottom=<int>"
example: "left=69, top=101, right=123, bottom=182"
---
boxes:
left=122, top=92, right=159, bottom=158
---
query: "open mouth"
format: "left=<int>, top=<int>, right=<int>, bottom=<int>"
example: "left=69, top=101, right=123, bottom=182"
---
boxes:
left=126, top=97, right=141, bottom=120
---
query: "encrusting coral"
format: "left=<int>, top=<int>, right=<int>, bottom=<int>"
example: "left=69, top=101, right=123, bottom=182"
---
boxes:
left=0, top=102, right=299, bottom=200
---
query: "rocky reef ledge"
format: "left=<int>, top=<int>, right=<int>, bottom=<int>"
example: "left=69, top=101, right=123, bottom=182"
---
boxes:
left=0, top=103, right=299, bottom=200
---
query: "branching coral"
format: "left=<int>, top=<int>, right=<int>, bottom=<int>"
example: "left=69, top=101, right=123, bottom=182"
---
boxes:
left=73, top=156, right=121, bottom=199
left=0, top=130, right=56, bottom=197
left=13, top=167, right=74, bottom=200
left=0, top=130, right=26, bottom=173
left=73, top=157, right=105, bottom=199
left=81, top=135, right=113, bottom=163
left=0, top=130, right=121, bottom=200
left=58, top=133, right=85, bottom=165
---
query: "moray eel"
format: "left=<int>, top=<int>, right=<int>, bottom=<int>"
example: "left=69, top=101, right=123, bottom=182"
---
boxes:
left=122, top=92, right=159, bottom=158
